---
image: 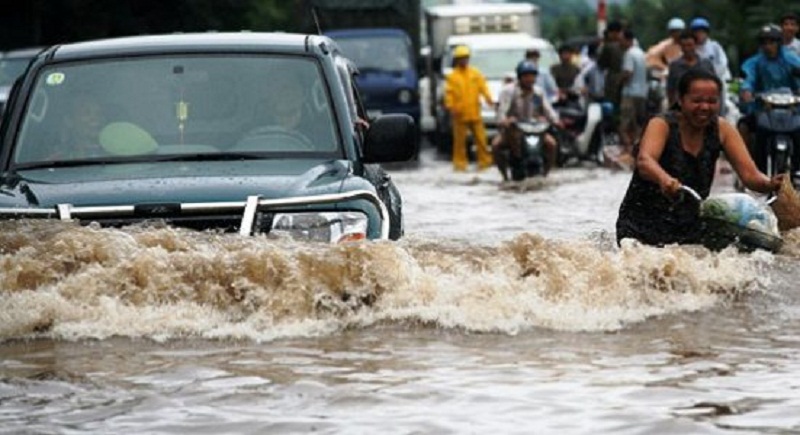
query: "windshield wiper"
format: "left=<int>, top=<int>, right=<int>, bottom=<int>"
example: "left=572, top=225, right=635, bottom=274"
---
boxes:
left=13, top=152, right=268, bottom=170
left=14, top=158, right=127, bottom=171
left=148, top=152, right=268, bottom=162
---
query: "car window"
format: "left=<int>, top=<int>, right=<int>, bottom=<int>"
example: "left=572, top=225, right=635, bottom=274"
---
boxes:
left=14, top=55, right=342, bottom=164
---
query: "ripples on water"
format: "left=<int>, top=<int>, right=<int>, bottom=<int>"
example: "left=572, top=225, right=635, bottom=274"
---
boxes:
left=0, top=220, right=787, bottom=341
left=2, top=160, right=800, bottom=433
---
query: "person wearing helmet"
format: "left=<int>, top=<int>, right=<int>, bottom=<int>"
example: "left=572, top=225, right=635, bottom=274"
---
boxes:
left=780, top=12, right=800, bottom=56
left=444, top=45, right=495, bottom=171
left=737, top=24, right=800, bottom=171
left=645, top=17, right=685, bottom=71
left=493, top=61, right=560, bottom=180
left=690, top=17, right=731, bottom=83
left=524, top=48, right=559, bottom=103
left=690, top=17, right=732, bottom=117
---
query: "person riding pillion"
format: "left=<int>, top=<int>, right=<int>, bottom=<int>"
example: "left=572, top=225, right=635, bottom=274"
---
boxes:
left=444, top=45, right=495, bottom=172
left=493, top=61, right=560, bottom=180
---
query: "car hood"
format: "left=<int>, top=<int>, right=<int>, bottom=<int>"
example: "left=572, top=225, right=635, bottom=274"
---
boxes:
left=1, top=159, right=355, bottom=208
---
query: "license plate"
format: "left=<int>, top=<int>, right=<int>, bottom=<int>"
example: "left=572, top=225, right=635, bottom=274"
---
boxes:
left=367, top=110, right=383, bottom=119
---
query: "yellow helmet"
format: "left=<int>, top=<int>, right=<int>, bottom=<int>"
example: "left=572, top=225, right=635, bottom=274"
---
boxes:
left=452, top=45, right=470, bottom=58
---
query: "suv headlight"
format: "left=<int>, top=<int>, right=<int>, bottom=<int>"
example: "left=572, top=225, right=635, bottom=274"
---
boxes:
left=271, top=211, right=368, bottom=243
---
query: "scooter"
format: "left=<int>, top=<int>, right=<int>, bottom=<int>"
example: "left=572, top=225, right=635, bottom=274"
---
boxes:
left=506, top=119, right=549, bottom=181
left=751, top=89, right=800, bottom=185
left=552, top=94, right=610, bottom=166
left=680, top=185, right=782, bottom=253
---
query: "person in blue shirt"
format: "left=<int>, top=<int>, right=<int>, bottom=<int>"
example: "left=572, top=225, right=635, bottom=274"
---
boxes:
left=737, top=24, right=800, bottom=171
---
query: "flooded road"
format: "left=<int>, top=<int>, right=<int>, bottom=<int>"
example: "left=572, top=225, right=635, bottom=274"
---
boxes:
left=2, top=148, right=799, bottom=434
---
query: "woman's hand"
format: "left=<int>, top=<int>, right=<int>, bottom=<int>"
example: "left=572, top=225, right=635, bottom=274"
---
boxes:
left=660, top=177, right=682, bottom=198
left=768, top=173, right=787, bottom=192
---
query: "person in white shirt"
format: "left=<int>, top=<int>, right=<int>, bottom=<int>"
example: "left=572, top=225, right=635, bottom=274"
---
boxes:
left=573, top=42, right=605, bottom=102
left=781, top=12, right=800, bottom=56
left=619, top=29, right=647, bottom=156
left=690, top=17, right=731, bottom=116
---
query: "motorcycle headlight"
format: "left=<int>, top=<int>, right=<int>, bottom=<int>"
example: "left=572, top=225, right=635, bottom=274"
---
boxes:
left=398, top=89, right=413, bottom=104
left=763, top=94, right=796, bottom=106
left=271, top=211, right=368, bottom=243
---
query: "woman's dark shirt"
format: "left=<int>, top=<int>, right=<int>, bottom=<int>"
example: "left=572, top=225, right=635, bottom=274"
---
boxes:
left=616, top=111, right=722, bottom=245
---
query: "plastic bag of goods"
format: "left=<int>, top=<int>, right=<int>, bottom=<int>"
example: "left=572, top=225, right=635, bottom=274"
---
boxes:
left=699, top=193, right=782, bottom=252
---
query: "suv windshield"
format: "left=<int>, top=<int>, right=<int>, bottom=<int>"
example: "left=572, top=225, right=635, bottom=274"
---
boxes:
left=14, top=55, right=341, bottom=165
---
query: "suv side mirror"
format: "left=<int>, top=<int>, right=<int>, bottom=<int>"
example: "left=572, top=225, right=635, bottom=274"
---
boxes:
left=363, top=114, right=417, bottom=162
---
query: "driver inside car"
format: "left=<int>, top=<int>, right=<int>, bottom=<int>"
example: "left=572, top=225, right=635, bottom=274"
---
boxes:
left=54, top=94, right=108, bottom=159
left=237, top=72, right=315, bottom=151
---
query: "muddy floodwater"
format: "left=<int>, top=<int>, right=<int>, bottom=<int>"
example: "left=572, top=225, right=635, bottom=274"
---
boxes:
left=2, top=149, right=799, bottom=434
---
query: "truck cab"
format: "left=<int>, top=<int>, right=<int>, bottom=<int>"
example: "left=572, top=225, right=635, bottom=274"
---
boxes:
left=325, top=28, right=420, bottom=129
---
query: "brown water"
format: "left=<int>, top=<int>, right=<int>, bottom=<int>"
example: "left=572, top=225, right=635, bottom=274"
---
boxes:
left=2, top=150, right=799, bottom=434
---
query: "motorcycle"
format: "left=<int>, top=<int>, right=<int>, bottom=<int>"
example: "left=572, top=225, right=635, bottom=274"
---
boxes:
left=552, top=93, right=611, bottom=166
left=680, top=185, right=783, bottom=253
left=506, top=119, right=549, bottom=181
left=751, top=89, right=800, bottom=185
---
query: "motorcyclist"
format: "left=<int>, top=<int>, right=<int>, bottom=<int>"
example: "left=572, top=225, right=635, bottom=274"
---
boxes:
left=691, top=17, right=732, bottom=116
left=493, top=61, right=560, bottom=180
left=645, top=17, right=685, bottom=72
left=737, top=24, right=800, bottom=171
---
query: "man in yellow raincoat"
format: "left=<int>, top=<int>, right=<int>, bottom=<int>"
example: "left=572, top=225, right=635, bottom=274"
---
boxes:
left=444, top=45, right=495, bottom=171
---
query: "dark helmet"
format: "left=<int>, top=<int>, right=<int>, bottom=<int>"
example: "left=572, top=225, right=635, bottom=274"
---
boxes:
left=516, top=60, right=538, bottom=79
left=758, top=24, right=783, bottom=42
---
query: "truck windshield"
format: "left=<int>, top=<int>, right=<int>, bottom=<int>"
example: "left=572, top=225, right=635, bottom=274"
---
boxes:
left=335, top=36, right=411, bottom=72
left=14, top=55, right=342, bottom=165
left=470, top=47, right=557, bottom=80
left=0, top=56, right=35, bottom=87
left=444, top=46, right=557, bottom=80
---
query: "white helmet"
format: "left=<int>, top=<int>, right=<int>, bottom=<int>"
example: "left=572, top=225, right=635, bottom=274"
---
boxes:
left=667, top=18, right=686, bottom=31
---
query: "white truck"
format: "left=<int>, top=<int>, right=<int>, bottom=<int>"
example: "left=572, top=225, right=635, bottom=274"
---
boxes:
left=420, top=3, right=554, bottom=153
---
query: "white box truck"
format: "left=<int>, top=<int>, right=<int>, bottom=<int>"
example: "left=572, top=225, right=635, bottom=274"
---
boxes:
left=420, top=3, right=554, bottom=153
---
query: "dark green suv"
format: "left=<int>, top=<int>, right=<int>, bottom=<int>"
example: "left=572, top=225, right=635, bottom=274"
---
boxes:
left=0, top=33, right=416, bottom=241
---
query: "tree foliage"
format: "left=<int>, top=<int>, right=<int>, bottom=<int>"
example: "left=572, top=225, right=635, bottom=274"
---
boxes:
left=522, top=0, right=797, bottom=74
left=2, top=0, right=798, bottom=76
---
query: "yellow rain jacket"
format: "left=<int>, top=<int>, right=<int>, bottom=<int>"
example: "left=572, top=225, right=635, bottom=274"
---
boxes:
left=444, top=66, right=493, bottom=122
